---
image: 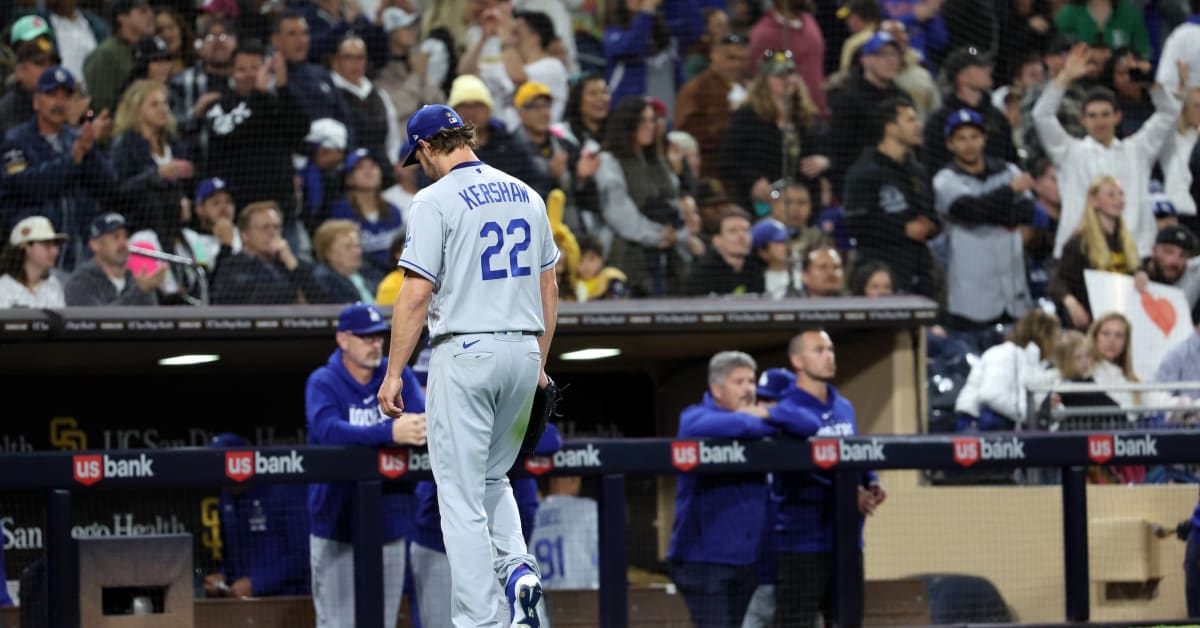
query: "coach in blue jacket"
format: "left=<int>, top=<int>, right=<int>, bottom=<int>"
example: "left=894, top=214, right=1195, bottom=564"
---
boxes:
left=207, top=433, right=311, bottom=598
left=768, top=329, right=886, bottom=628
left=305, top=302, right=428, bottom=628
left=668, top=351, right=778, bottom=628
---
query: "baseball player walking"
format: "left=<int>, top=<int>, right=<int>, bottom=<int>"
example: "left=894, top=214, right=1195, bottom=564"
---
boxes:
left=378, top=104, right=559, bottom=628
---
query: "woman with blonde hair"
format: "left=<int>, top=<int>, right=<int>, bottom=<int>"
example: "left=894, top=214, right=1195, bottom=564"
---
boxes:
left=311, top=219, right=382, bottom=304
left=111, top=79, right=193, bottom=238
left=954, top=308, right=1061, bottom=430
left=110, top=79, right=197, bottom=302
left=717, top=49, right=829, bottom=216
left=1049, top=175, right=1139, bottom=330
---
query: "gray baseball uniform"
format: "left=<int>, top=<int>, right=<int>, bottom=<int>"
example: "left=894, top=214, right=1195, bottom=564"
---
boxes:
left=398, top=159, right=558, bottom=628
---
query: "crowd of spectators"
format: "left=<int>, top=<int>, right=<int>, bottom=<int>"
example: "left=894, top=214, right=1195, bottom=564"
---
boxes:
left=0, top=0, right=1199, bottom=390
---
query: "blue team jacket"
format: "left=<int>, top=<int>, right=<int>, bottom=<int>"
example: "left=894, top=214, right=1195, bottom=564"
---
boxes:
left=768, top=384, right=876, bottom=554
left=411, top=425, right=562, bottom=553
left=305, top=350, right=425, bottom=542
left=667, top=393, right=778, bottom=566
left=220, top=482, right=312, bottom=596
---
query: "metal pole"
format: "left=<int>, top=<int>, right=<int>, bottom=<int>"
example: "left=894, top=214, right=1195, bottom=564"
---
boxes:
left=45, top=489, right=73, bottom=628
left=598, top=474, right=628, bottom=628
left=353, top=480, right=384, bottom=628
left=834, top=470, right=864, bottom=627
left=1062, top=466, right=1090, bottom=622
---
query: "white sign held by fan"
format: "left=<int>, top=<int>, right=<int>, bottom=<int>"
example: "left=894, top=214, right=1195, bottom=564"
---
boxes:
left=1084, top=270, right=1193, bottom=380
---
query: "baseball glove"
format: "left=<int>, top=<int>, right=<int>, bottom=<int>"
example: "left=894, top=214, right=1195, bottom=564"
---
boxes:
left=522, top=378, right=561, bottom=454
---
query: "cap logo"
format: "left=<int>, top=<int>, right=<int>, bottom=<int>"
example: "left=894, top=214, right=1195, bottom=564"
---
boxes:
left=33, top=18, right=44, bottom=27
left=368, top=308, right=381, bottom=322
left=20, top=227, right=31, bottom=237
left=412, top=133, right=419, bottom=140
left=55, top=69, right=66, bottom=83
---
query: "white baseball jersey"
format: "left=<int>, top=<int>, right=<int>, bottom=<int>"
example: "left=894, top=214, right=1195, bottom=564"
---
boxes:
left=398, top=161, right=559, bottom=338
left=529, top=495, right=599, bottom=590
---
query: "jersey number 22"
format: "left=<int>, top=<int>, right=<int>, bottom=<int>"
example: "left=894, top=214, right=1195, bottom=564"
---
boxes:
left=480, top=218, right=531, bottom=280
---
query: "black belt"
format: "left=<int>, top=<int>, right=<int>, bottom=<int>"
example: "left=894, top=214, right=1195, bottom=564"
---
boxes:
left=429, top=330, right=538, bottom=346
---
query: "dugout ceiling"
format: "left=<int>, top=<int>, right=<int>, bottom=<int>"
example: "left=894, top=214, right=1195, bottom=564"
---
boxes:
left=0, top=297, right=935, bottom=375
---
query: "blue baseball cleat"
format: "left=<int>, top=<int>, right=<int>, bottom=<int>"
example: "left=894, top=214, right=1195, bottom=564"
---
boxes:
left=506, top=565, right=543, bottom=627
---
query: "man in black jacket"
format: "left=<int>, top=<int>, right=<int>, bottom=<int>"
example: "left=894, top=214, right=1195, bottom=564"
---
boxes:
left=211, top=202, right=327, bottom=304
left=685, top=208, right=765, bottom=296
left=923, top=46, right=1018, bottom=174
left=828, top=31, right=907, bottom=196
left=204, top=40, right=309, bottom=221
left=844, top=96, right=941, bottom=299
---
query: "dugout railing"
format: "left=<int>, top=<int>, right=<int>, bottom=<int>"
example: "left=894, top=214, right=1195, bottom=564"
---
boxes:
left=4, top=431, right=1200, bottom=628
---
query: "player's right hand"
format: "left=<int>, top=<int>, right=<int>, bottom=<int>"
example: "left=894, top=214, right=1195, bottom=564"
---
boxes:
left=378, top=374, right=406, bottom=418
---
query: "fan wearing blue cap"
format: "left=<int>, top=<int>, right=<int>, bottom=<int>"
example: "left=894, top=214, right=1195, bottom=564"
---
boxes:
left=932, top=107, right=1038, bottom=349
left=828, top=30, right=907, bottom=194
left=305, top=302, right=428, bottom=628
left=329, top=148, right=405, bottom=273
left=205, top=433, right=312, bottom=598
left=3, top=65, right=116, bottom=269
left=184, top=178, right=240, bottom=271
left=751, top=219, right=799, bottom=299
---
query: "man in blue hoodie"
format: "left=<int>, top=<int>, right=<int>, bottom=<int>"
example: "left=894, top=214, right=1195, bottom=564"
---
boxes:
left=205, top=433, right=311, bottom=598
left=305, top=303, right=428, bottom=628
left=668, top=351, right=778, bottom=628
left=768, top=329, right=886, bottom=628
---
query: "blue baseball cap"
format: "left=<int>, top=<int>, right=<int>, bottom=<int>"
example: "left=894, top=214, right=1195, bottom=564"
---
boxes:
left=757, top=368, right=796, bottom=401
left=194, top=177, right=229, bottom=206
left=860, top=31, right=900, bottom=56
left=89, top=212, right=127, bottom=239
left=344, top=148, right=373, bottom=175
left=1151, top=193, right=1177, bottom=218
left=338, top=303, right=389, bottom=335
left=751, top=219, right=789, bottom=251
left=944, top=108, right=985, bottom=139
left=36, top=65, right=75, bottom=93
left=400, top=104, right=465, bottom=167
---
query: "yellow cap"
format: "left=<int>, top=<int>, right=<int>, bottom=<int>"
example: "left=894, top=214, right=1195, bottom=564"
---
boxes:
left=514, top=81, right=552, bottom=109
left=447, top=74, right=495, bottom=110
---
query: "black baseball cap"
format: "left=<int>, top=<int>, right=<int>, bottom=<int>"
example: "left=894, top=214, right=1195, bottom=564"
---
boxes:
left=943, top=46, right=991, bottom=80
left=1156, top=225, right=1197, bottom=251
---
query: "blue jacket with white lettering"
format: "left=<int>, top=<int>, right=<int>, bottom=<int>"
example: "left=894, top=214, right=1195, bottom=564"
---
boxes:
left=411, top=425, right=562, bottom=552
left=667, top=393, right=778, bottom=566
left=768, top=384, right=876, bottom=553
left=305, top=350, right=425, bottom=542
left=219, top=482, right=311, bottom=596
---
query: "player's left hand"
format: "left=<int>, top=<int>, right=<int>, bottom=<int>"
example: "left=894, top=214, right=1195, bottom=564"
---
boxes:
left=378, top=374, right=406, bottom=418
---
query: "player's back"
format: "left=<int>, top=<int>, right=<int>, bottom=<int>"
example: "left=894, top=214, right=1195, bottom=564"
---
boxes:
left=401, top=161, right=557, bottom=338
left=530, top=494, right=599, bottom=590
